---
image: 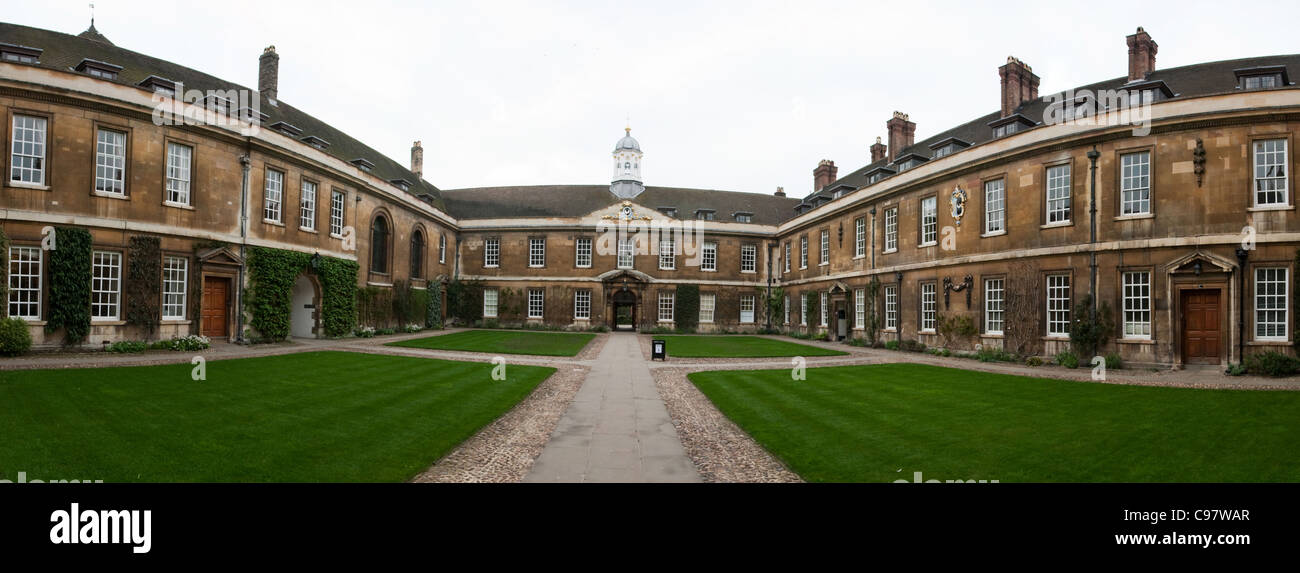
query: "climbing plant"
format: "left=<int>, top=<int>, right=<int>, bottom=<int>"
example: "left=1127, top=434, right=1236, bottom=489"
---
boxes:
left=46, top=226, right=93, bottom=345
left=1004, top=260, right=1041, bottom=356
left=426, top=281, right=443, bottom=328
left=676, top=284, right=700, bottom=332
left=125, top=236, right=161, bottom=336
left=247, top=247, right=357, bottom=341
left=445, top=278, right=484, bottom=325
left=1069, top=293, right=1115, bottom=358
left=1293, top=249, right=1300, bottom=351
left=0, top=226, right=8, bottom=315
left=863, top=277, right=881, bottom=343
left=804, top=291, right=820, bottom=330
left=759, top=285, right=782, bottom=330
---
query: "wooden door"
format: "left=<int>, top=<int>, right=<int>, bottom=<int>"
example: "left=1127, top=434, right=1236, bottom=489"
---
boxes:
left=1181, top=289, right=1221, bottom=364
left=201, top=276, right=229, bottom=338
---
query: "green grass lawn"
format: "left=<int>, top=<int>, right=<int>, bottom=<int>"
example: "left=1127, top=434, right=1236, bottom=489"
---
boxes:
left=688, top=363, right=1300, bottom=482
left=388, top=329, right=596, bottom=356
left=653, top=335, right=847, bottom=358
left=0, top=351, right=554, bottom=482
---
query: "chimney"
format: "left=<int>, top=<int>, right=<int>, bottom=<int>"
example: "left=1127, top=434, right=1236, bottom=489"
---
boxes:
left=774, top=186, right=786, bottom=197
left=1127, top=27, right=1158, bottom=82
left=813, top=160, right=837, bottom=192
left=411, top=141, right=424, bottom=179
left=886, top=112, right=915, bottom=162
left=998, top=56, right=1039, bottom=117
left=259, top=46, right=279, bottom=103
left=870, top=136, right=887, bottom=163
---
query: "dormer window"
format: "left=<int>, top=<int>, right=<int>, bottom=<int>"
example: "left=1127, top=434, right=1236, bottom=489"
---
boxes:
left=658, top=207, right=677, bottom=218
left=989, top=114, right=1037, bottom=139
left=201, top=94, right=233, bottom=114
left=0, top=43, right=42, bottom=64
left=734, top=212, right=754, bottom=223
left=137, top=75, right=176, bottom=97
left=1236, top=66, right=1290, bottom=90
left=350, top=158, right=376, bottom=172
left=928, top=137, right=971, bottom=159
left=866, top=166, right=896, bottom=185
left=388, top=178, right=412, bottom=191
left=1115, top=80, right=1174, bottom=108
left=695, top=209, right=716, bottom=221
left=269, top=121, right=302, bottom=137
left=301, top=135, right=331, bottom=150
left=892, top=152, right=929, bottom=172
left=235, top=106, right=269, bottom=124
left=73, top=58, right=122, bottom=80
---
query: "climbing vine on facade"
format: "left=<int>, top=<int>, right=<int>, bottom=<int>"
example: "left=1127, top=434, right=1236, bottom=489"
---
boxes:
left=247, top=247, right=357, bottom=341
left=46, top=226, right=92, bottom=345
left=125, top=236, right=161, bottom=335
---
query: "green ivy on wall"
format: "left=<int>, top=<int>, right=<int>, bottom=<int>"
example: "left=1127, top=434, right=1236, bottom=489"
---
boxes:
left=426, top=281, right=443, bottom=328
left=804, top=291, right=820, bottom=329
left=247, top=247, right=358, bottom=341
left=0, top=226, right=9, bottom=314
left=676, top=284, right=700, bottom=332
left=46, top=226, right=92, bottom=345
left=446, top=278, right=484, bottom=325
left=125, top=236, right=161, bottom=335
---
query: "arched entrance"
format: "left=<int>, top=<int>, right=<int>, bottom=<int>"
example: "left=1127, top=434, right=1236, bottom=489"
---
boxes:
left=612, top=289, right=637, bottom=331
left=291, top=273, right=320, bottom=338
left=599, top=269, right=651, bottom=332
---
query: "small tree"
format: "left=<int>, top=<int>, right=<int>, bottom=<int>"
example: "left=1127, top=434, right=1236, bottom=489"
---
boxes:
left=676, top=284, right=700, bottom=332
left=1069, top=294, right=1116, bottom=358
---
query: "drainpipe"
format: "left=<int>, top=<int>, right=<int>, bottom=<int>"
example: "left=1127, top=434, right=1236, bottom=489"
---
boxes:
left=1236, top=247, right=1249, bottom=363
left=869, top=205, right=877, bottom=270
left=236, top=148, right=252, bottom=344
left=765, top=242, right=773, bottom=332
left=1086, top=145, right=1100, bottom=323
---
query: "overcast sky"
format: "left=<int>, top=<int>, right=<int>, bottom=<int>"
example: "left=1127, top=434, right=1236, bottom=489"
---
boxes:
left=8, top=0, right=1300, bottom=196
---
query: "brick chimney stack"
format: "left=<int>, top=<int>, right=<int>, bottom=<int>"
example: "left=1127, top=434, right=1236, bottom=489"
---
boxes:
left=870, top=136, right=887, bottom=163
left=998, top=56, right=1039, bottom=117
left=813, top=160, right=838, bottom=192
left=774, top=186, right=786, bottom=197
left=411, top=141, right=424, bottom=179
left=259, top=46, right=279, bottom=103
left=1127, top=27, right=1158, bottom=82
left=886, top=112, right=915, bottom=162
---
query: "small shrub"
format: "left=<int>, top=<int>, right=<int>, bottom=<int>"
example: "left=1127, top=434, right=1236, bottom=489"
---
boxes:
left=1056, top=351, right=1080, bottom=369
left=1245, top=351, right=1300, bottom=377
left=847, top=338, right=866, bottom=347
left=375, top=328, right=397, bottom=336
left=884, top=340, right=900, bottom=351
left=898, top=339, right=926, bottom=353
left=1024, top=356, right=1044, bottom=367
left=354, top=326, right=376, bottom=338
left=1224, top=363, right=1247, bottom=377
left=151, top=334, right=211, bottom=351
left=0, top=317, right=33, bottom=356
left=975, top=348, right=1018, bottom=363
left=106, top=340, right=149, bottom=353
left=1105, top=352, right=1123, bottom=370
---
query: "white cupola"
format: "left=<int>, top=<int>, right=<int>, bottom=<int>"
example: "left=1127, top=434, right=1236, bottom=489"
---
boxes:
left=610, top=126, right=645, bottom=199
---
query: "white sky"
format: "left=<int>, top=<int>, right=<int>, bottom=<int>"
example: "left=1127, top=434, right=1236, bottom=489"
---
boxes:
left=8, top=0, right=1300, bottom=196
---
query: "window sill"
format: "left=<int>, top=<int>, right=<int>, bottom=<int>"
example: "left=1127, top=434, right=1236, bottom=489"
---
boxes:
left=919, top=329, right=936, bottom=334
left=741, top=270, right=756, bottom=274
left=330, top=233, right=345, bottom=239
left=366, top=281, right=393, bottom=288
left=981, top=333, right=1004, bottom=338
left=91, top=320, right=127, bottom=326
left=483, top=265, right=500, bottom=269
left=7, top=181, right=51, bottom=191
left=1247, top=204, right=1295, bottom=212
left=882, top=249, right=897, bottom=255
left=702, top=269, right=717, bottom=273
left=1040, top=221, right=1073, bottom=230
left=299, top=226, right=318, bottom=234
left=883, top=328, right=897, bottom=333
left=660, top=267, right=676, bottom=272
left=980, top=230, right=1007, bottom=238
left=483, top=315, right=499, bottom=320
left=1042, top=335, right=1070, bottom=341
left=14, top=319, right=46, bottom=326
left=160, top=320, right=192, bottom=325
left=576, top=265, right=591, bottom=269
left=918, top=242, right=937, bottom=249
left=1116, top=337, right=1154, bottom=345
left=1113, top=213, right=1154, bottom=221
left=164, top=201, right=194, bottom=210
left=852, top=255, right=865, bottom=260
left=528, top=265, right=546, bottom=269
left=263, top=219, right=285, bottom=227
left=92, top=190, right=128, bottom=200
left=1247, top=340, right=1291, bottom=346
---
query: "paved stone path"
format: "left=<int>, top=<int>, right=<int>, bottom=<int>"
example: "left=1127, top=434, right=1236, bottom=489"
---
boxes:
left=524, top=333, right=701, bottom=483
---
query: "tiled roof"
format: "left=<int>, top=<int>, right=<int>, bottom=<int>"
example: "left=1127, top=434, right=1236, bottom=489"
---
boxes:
left=441, top=185, right=800, bottom=225
left=0, top=21, right=444, bottom=211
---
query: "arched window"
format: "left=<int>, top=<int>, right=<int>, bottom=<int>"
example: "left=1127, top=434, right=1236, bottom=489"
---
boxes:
left=370, top=215, right=389, bottom=273
left=410, top=228, right=425, bottom=279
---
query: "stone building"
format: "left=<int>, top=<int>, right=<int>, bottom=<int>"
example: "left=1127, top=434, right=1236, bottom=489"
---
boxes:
left=2, top=21, right=1299, bottom=367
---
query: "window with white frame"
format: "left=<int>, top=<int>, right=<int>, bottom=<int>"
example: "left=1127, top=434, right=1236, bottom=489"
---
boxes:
left=263, top=169, right=283, bottom=222
left=529, top=238, right=546, bottom=267
left=855, top=217, right=866, bottom=257
left=920, top=197, right=937, bottom=245
left=660, top=237, right=676, bottom=270
left=740, top=295, right=755, bottom=323
left=1120, top=151, right=1151, bottom=215
left=1256, top=267, right=1288, bottom=340
left=784, top=242, right=791, bottom=273
left=94, top=128, right=126, bottom=195
left=165, top=142, right=192, bottom=205
left=984, top=278, right=1004, bottom=334
left=574, top=290, right=591, bottom=320
left=1046, top=274, right=1071, bottom=336
left=884, top=285, right=897, bottom=330
left=299, top=179, right=317, bottom=230
left=483, top=288, right=498, bottom=318
left=819, top=230, right=830, bottom=265
left=484, top=237, right=500, bottom=267
left=1253, top=139, right=1288, bottom=207
left=618, top=237, right=635, bottom=269
left=658, top=291, right=674, bottom=322
left=920, top=282, right=936, bottom=332
left=800, top=293, right=808, bottom=325
left=1046, top=164, right=1071, bottom=224
left=162, top=256, right=188, bottom=320
left=783, top=295, right=790, bottom=325
left=701, top=241, right=717, bottom=271
left=820, top=292, right=828, bottom=326
left=984, top=179, right=1005, bottom=234
left=439, top=234, right=446, bottom=264
left=799, top=236, right=808, bottom=268
left=10, top=114, right=47, bottom=185
left=527, top=289, right=544, bottom=319
left=884, top=207, right=898, bottom=252
left=700, top=293, right=716, bottom=323
left=7, top=246, right=41, bottom=320
left=575, top=237, right=592, bottom=268
left=740, top=244, right=756, bottom=272
left=329, top=190, right=345, bottom=236
left=91, top=251, right=122, bottom=321
left=854, top=288, right=865, bottom=328
left=1122, top=271, right=1151, bottom=338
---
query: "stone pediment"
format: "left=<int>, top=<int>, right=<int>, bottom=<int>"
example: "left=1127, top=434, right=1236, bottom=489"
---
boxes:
left=1165, top=250, right=1237, bottom=274
left=598, top=268, right=654, bottom=284
left=197, top=246, right=243, bottom=267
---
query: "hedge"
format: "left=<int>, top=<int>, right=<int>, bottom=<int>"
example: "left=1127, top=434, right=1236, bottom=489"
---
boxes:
left=46, top=226, right=92, bottom=345
left=676, top=284, right=700, bottom=331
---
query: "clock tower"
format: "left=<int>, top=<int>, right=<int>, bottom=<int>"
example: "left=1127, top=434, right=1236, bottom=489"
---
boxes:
left=610, top=126, right=645, bottom=199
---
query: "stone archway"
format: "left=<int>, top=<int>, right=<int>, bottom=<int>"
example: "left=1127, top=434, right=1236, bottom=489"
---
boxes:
left=600, top=269, right=650, bottom=331
left=290, top=273, right=321, bottom=338
left=611, top=289, right=637, bottom=331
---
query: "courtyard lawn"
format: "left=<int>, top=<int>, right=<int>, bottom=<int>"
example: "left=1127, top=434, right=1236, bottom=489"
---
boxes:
left=653, top=335, right=848, bottom=358
left=0, top=351, right=554, bottom=482
left=688, top=363, right=1300, bottom=482
left=388, top=329, right=596, bottom=357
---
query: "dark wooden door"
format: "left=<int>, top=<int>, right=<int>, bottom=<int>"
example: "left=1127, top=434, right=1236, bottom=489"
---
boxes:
left=201, top=276, right=229, bottom=338
left=1182, top=289, right=1221, bottom=364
